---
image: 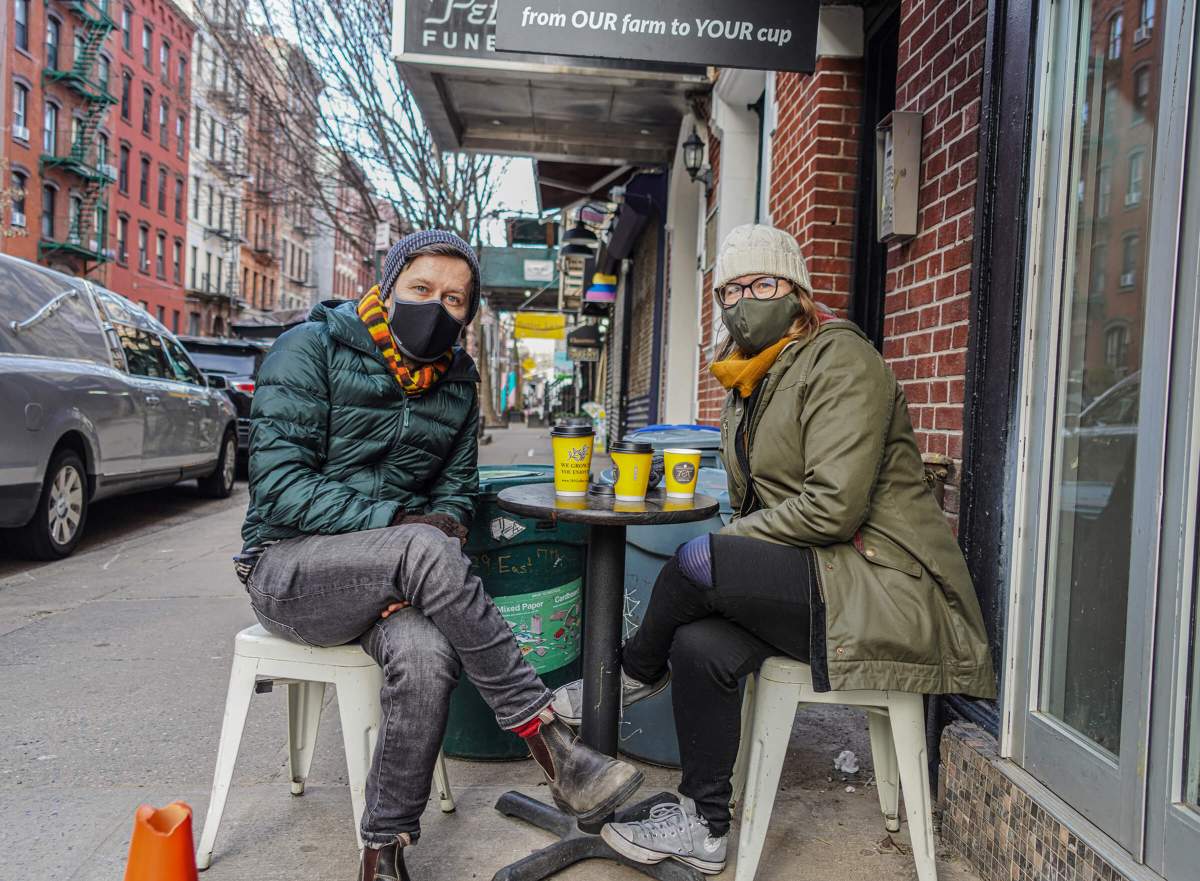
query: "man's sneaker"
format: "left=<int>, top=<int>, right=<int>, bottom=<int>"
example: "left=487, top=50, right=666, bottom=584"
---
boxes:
left=601, top=796, right=727, bottom=875
left=550, top=670, right=671, bottom=727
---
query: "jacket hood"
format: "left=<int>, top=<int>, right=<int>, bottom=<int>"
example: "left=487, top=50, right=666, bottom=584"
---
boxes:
left=310, top=299, right=479, bottom=383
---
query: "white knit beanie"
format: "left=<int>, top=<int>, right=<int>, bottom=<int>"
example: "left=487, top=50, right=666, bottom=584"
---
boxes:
left=713, top=224, right=811, bottom=295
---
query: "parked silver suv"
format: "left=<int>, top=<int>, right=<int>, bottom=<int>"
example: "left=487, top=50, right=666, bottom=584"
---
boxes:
left=0, top=254, right=237, bottom=559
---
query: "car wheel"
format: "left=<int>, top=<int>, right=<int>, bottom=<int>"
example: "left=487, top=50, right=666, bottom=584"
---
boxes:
left=198, top=429, right=237, bottom=499
left=8, top=449, right=89, bottom=560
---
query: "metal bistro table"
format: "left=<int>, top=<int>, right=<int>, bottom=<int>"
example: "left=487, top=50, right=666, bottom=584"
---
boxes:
left=491, top=483, right=719, bottom=881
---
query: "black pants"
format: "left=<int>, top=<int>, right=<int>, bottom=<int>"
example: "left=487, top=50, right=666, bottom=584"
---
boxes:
left=622, top=533, right=813, bottom=837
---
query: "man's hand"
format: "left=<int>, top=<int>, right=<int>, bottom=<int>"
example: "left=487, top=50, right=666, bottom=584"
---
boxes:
left=390, top=511, right=469, bottom=547
left=381, top=601, right=410, bottom=619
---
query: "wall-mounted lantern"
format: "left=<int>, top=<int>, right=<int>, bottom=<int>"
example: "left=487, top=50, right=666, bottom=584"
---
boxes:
left=682, top=127, right=712, bottom=191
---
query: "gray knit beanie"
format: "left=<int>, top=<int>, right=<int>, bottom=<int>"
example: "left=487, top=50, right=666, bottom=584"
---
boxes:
left=713, top=224, right=812, bottom=296
left=379, top=230, right=482, bottom=324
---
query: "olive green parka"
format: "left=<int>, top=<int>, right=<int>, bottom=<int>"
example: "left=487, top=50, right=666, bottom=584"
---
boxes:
left=719, top=319, right=996, bottom=698
left=240, top=300, right=479, bottom=549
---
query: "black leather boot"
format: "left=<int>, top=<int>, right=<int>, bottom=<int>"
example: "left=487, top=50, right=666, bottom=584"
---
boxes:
left=522, top=708, right=644, bottom=825
left=358, top=837, right=412, bottom=881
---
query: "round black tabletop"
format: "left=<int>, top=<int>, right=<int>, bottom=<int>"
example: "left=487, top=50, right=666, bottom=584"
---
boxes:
left=497, top=483, right=719, bottom=527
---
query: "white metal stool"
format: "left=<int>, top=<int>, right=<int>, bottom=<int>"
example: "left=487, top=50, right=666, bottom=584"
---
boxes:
left=196, top=624, right=455, bottom=870
left=732, top=656, right=935, bottom=881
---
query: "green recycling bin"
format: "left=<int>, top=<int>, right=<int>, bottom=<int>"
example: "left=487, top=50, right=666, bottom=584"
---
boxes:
left=443, top=466, right=588, bottom=759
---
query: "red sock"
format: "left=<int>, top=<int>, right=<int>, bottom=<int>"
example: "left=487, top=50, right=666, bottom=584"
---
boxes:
left=512, top=710, right=552, bottom=739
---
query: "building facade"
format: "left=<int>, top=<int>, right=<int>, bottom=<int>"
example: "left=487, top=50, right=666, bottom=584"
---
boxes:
left=105, top=0, right=194, bottom=332
left=179, top=0, right=247, bottom=337
left=5, top=0, right=120, bottom=281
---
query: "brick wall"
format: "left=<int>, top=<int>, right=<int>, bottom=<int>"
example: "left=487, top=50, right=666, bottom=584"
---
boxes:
left=769, top=57, right=864, bottom=317
left=881, top=0, right=987, bottom=523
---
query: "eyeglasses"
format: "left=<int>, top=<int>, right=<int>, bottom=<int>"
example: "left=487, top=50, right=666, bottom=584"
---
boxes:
left=717, top=276, right=793, bottom=307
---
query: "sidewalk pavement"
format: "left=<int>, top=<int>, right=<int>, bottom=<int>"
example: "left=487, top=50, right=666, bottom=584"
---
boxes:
left=0, top=424, right=982, bottom=880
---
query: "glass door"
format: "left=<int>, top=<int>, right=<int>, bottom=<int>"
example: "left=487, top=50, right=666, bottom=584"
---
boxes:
left=1011, top=0, right=1191, bottom=857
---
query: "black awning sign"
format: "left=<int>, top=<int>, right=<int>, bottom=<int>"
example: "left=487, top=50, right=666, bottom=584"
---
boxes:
left=495, top=0, right=819, bottom=73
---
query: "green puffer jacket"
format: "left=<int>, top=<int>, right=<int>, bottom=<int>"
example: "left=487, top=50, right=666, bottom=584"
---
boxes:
left=719, top=319, right=996, bottom=698
left=240, top=300, right=479, bottom=549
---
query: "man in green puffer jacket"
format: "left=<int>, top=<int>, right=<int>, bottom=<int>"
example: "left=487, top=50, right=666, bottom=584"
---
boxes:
left=235, top=231, right=643, bottom=881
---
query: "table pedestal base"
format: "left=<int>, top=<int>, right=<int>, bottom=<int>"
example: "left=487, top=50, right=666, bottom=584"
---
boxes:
left=490, top=792, right=704, bottom=881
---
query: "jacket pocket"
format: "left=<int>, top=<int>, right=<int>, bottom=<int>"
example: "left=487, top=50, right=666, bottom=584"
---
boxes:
left=852, top=526, right=923, bottom=578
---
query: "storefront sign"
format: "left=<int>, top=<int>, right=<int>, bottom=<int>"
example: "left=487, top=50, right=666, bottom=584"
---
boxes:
left=514, top=312, right=567, bottom=339
left=393, top=0, right=704, bottom=73
left=495, top=0, right=819, bottom=73
left=523, top=259, right=555, bottom=282
left=568, top=345, right=600, bottom=362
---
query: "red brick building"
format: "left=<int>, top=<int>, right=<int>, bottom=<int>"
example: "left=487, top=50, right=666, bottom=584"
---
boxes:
left=105, top=0, right=194, bottom=331
left=4, top=0, right=120, bottom=279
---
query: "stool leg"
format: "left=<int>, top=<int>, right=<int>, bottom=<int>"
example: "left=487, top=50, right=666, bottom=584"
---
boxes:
left=889, top=693, right=937, bottom=881
left=196, top=654, right=259, bottom=871
left=867, top=709, right=901, bottom=832
left=335, top=669, right=383, bottom=850
left=729, top=672, right=757, bottom=815
left=735, top=677, right=797, bottom=881
left=287, top=681, right=326, bottom=796
left=432, top=750, right=455, bottom=813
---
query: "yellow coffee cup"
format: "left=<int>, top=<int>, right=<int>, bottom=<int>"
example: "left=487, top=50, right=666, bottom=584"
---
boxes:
left=663, top=448, right=703, bottom=499
left=550, top=424, right=594, bottom=496
left=610, top=440, right=654, bottom=502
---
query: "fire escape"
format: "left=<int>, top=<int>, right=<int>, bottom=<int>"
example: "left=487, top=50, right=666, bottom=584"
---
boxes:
left=39, top=0, right=118, bottom=270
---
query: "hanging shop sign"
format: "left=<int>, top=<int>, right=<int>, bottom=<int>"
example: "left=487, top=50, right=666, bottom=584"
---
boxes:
left=523, top=259, right=556, bottom=282
left=514, top=312, right=567, bottom=340
left=494, top=0, right=819, bottom=73
left=393, top=0, right=704, bottom=74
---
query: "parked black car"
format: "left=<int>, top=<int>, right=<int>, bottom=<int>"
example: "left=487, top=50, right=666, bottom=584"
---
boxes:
left=178, top=337, right=273, bottom=464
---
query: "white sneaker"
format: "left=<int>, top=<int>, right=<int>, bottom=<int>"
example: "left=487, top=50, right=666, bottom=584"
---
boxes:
left=601, top=796, right=727, bottom=875
left=550, top=670, right=671, bottom=727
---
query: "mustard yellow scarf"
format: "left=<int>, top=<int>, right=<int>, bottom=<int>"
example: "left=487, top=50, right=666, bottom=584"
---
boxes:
left=709, top=337, right=791, bottom=398
left=356, top=287, right=453, bottom=396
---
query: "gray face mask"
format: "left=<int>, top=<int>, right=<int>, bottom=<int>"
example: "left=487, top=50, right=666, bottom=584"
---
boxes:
left=720, top=292, right=801, bottom=355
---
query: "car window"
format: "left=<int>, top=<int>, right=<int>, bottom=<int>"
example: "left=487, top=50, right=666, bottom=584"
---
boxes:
left=186, top=350, right=258, bottom=376
left=1082, top=380, right=1140, bottom=427
left=162, top=335, right=206, bottom=385
left=115, top=323, right=172, bottom=379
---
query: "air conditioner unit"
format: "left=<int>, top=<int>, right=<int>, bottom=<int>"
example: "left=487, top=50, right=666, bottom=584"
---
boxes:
left=1134, top=25, right=1151, bottom=44
left=11, top=211, right=26, bottom=228
left=1120, top=272, right=1135, bottom=287
left=1125, top=191, right=1141, bottom=207
left=104, top=248, right=117, bottom=260
left=11, top=124, right=29, bottom=141
left=98, top=163, right=118, bottom=180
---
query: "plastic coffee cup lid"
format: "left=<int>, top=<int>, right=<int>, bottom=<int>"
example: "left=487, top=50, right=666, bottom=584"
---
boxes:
left=551, top=424, right=594, bottom=437
left=664, top=448, right=703, bottom=454
left=610, top=440, right=653, bottom=454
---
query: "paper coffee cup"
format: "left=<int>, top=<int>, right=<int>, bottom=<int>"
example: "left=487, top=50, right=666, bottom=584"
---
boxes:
left=664, top=448, right=702, bottom=498
left=610, top=440, right=654, bottom=502
left=550, top=425, right=594, bottom=497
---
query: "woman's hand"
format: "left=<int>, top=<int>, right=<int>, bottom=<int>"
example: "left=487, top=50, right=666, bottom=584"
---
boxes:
left=381, top=601, right=410, bottom=619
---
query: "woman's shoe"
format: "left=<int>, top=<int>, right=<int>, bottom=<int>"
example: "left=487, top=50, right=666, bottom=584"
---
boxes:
left=550, top=670, right=671, bottom=727
left=600, top=796, right=727, bottom=875
left=521, top=709, right=644, bottom=825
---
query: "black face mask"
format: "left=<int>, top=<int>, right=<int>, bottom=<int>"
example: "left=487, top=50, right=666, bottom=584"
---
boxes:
left=388, top=300, right=464, bottom=363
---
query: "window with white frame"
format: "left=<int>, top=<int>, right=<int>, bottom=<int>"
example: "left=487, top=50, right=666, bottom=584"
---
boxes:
left=1108, top=13, right=1123, bottom=59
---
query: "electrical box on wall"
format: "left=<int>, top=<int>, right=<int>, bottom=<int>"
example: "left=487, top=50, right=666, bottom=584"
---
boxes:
left=876, top=111, right=923, bottom=243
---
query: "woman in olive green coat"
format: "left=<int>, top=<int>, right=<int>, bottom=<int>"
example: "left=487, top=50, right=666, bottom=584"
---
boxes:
left=556, top=224, right=995, bottom=875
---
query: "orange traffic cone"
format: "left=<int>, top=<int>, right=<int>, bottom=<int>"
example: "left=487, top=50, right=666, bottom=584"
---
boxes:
left=123, top=801, right=199, bottom=881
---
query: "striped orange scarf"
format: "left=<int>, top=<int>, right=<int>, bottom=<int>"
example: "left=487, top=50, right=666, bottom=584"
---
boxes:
left=356, top=287, right=453, bottom=396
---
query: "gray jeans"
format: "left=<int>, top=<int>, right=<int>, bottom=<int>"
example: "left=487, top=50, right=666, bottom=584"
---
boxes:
left=245, top=523, right=553, bottom=844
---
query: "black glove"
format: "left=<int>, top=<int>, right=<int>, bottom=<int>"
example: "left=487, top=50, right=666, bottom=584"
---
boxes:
left=391, top=511, right=469, bottom=546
